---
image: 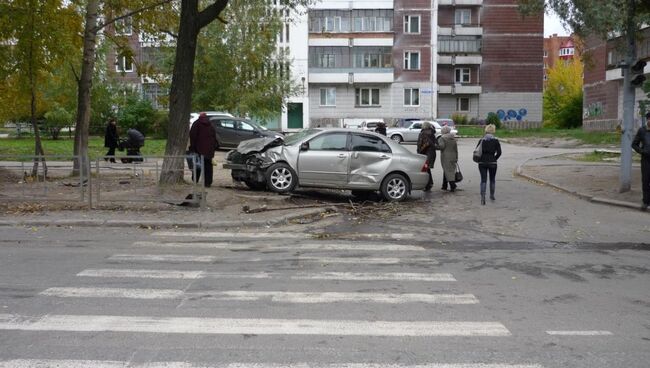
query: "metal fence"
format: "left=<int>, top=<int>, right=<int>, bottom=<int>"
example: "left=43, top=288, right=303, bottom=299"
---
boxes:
left=0, top=154, right=205, bottom=208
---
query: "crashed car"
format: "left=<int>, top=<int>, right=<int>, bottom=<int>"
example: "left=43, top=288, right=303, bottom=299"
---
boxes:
left=223, top=128, right=430, bottom=202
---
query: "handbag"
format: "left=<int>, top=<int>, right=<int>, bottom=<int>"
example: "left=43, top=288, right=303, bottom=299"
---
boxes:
left=472, top=139, right=483, bottom=163
left=454, top=164, right=463, bottom=183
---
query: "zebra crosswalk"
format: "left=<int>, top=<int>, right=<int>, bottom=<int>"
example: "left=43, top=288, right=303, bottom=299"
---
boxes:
left=0, top=230, right=547, bottom=367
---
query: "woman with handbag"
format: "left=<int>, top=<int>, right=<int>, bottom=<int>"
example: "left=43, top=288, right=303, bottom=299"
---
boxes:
left=437, top=126, right=459, bottom=192
left=476, top=124, right=502, bottom=205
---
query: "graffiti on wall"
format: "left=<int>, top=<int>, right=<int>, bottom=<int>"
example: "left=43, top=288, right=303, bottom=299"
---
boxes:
left=494, top=108, right=528, bottom=121
left=583, top=102, right=603, bottom=118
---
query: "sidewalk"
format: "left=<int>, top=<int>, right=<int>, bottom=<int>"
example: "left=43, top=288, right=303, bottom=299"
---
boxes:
left=516, top=155, right=646, bottom=211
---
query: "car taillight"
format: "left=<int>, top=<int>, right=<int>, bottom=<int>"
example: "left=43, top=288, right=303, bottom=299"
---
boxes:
left=421, top=162, right=429, bottom=172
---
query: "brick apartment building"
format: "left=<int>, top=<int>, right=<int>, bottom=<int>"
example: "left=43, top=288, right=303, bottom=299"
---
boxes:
left=582, top=26, right=650, bottom=131
left=544, top=34, right=579, bottom=85
left=107, top=0, right=543, bottom=130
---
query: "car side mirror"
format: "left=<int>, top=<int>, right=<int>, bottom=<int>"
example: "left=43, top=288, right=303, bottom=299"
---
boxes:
left=300, top=142, right=309, bottom=151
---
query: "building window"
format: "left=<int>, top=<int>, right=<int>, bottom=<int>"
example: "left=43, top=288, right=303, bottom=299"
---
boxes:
left=355, top=88, right=380, bottom=106
left=543, top=74, right=547, bottom=81
left=324, top=16, right=342, bottom=32
left=404, top=15, right=420, bottom=34
left=404, top=51, right=420, bottom=70
left=285, top=23, right=290, bottom=43
left=455, top=68, right=470, bottom=83
left=456, top=97, right=470, bottom=112
left=404, top=88, right=420, bottom=106
left=454, top=9, right=471, bottom=25
left=320, top=88, right=336, bottom=106
left=438, top=36, right=481, bottom=53
left=352, top=47, right=393, bottom=68
left=114, top=17, right=133, bottom=36
left=543, top=50, right=548, bottom=58
left=318, top=54, right=336, bottom=68
left=115, top=55, right=133, bottom=72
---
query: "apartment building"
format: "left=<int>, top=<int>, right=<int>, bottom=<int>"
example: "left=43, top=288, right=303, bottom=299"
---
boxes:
left=582, top=27, right=650, bottom=131
left=544, top=34, right=580, bottom=85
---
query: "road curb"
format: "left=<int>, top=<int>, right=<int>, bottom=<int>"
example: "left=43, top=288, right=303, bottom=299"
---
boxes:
left=0, top=207, right=337, bottom=229
left=515, top=159, right=643, bottom=211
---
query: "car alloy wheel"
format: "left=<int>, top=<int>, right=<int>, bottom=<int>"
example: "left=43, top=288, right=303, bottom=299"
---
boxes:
left=390, top=134, right=403, bottom=143
left=381, top=173, right=408, bottom=202
left=266, top=163, right=297, bottom=193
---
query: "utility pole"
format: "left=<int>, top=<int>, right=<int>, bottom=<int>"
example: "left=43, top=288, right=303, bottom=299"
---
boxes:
left=619, top=0, right=637, bottom=193
left=430, top=0, right=438, bottom=120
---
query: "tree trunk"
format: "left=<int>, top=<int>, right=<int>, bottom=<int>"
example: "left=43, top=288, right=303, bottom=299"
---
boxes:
left=28, top=0, right=47, bottom=179
left=160, top=0, right=200, bottom=184
left=72, top=0, right=99, bottom=177
left=619, top=0, right=637, bottom=193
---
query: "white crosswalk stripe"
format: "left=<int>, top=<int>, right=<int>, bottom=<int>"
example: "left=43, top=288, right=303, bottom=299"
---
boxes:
left=0, top=360, right=545, bottom=368
left=0, top=314, right=511, bottom=336
left=152, top=231, right=416, bottom=240
left=106, top=254, right=435, bottom=265
left=133, top=241, right=427, bottom=252
left=77, top=269, right=457, bottom=282
left=39, top=287, right=478, bottom=304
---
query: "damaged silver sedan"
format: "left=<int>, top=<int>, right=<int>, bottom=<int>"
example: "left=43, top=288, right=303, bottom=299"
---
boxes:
left=223, top=128, right=430, bottom=202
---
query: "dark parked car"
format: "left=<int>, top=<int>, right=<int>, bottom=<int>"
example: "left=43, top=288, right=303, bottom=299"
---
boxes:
left=194, top=116, right=283, bottom=150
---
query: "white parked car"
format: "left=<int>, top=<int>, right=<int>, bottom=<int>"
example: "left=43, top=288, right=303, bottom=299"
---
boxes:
left=358, top=119, right=385, bottom=131
left=189, top=111, right=233, bottom=127
left=386, top=120, right=458, bottom=143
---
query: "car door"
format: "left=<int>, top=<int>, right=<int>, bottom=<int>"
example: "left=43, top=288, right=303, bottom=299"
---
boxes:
left=347, top=133, right=393, bottom=189
left=297, top=132, right=350, bottom=187
left=212, top=118, right=237, bottom=147
left=406, top=122, right=422, bottom=142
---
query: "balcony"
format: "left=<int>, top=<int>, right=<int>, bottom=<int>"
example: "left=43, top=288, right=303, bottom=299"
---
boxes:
left=438, top=84, right=482, bottom=94
left=309, top=37, right=393, bottom=47
left=438, top=26, right=483, bottom=37
left=309, top=68, right=394, bottom=84
left=437, top=55, right=483, bottom=64
left=438, top=0, right=483, bottom=5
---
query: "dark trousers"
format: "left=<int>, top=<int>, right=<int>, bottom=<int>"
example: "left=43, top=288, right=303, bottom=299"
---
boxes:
left=642, top=156, right=650, bottom=205
left=479, top=163, right=497, bottom=195
left=442, top=174, right=456, bottom=190
left=105, top=147, right=116, bottom=162
left=425, top=169, right=433, bottom=189
left=192, top=157, right=213, bottom=188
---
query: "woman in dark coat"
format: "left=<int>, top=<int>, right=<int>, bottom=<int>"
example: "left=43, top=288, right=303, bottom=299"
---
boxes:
left=374, top=122, right=387, bottom=136
left=417, top=121, right=437, bottom=191
left=476, top=124, right=502, bottom=205
left=104, top=119, right=118, bottom=163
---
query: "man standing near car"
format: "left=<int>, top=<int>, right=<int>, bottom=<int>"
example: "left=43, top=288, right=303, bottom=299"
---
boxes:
left=632, top=112, right=650, bottom=211
left=189, top=112, right=217, bottom=188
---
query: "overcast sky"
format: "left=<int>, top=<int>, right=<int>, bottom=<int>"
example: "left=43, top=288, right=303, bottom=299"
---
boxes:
left=545, top=11, right=569, bottom=37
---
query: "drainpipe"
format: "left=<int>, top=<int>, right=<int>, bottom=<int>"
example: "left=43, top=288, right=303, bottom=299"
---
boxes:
left=431, top=0, right=439, bottom=120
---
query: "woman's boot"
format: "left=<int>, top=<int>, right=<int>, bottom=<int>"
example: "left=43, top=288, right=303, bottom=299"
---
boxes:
left=480, top=182, right=486, bottom=205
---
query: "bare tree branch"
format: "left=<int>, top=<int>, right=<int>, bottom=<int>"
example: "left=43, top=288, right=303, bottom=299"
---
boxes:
left=197, top=0, right=229, bottom=30
left=158, top=28, right=178, bottom=38
left=69, top=62, right=80, bottom=83
left=93, top=0, right=175, bottom=33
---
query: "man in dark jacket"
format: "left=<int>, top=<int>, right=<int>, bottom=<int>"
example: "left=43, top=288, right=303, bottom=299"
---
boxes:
left=104, top=119, right=118, bottom=163
left=632, top=112, right=650, bottom=210
left=189, top=112, right=217, bottom=188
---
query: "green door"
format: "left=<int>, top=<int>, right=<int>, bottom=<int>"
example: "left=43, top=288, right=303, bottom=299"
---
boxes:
left=287, top=103, right=303, bottom=129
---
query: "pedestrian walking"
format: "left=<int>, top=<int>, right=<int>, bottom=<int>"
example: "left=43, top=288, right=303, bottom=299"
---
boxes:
left=632, top=112, right=650, bottom=211
left=103, top=118, right=118, bottom=163
left=375, top=122, right=387, bottom=136
left=189, top=112, right=217, bottom=188
left=417, top=121, right=437, bottom=191
left=476, top=124, right=502, bottom=205
left=438, top=126, right=458, bottom=192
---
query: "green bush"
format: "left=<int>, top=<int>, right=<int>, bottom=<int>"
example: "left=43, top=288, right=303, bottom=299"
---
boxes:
left=451, top=113, right=468, bottom=125
left=150, top=110, right=169, bottom=139
left=116, top=96, right=156, bottom=136
left=486, top=112, right=502, bottom=129
left=44, top=106, right=74, bottom=140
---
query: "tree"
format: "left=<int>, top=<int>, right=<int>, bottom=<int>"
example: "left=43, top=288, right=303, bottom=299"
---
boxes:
left=518, top=0, right=650, bottom=192
left=0, top=0, right=81, bottom=177
left=160, top=0, right=311, bottom=184
left=44, top=106, right=74, bottom=140
left=543, top=59, right=584, bottom=128
left=192, top=0, right=300, bottom=120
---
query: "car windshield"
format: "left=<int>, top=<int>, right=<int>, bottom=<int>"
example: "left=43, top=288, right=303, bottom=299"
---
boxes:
left=283, top=129, right=322, bottom=145
left=247, top=120, right=268, bottom=131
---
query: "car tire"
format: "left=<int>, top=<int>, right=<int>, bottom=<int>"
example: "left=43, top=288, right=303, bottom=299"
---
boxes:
left=390, top=134, right=403, bottom=143
left=266, top=163, right=297, bottom=194
left=244, top=180, right=266, bottom=191
left=380, top=173, right=409, bottom=202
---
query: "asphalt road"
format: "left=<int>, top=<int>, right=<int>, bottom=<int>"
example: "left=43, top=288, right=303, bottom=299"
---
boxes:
left=0, top=224, right=648, bottom=368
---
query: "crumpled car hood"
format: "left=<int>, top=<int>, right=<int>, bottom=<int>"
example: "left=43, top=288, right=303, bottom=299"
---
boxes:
left=235, top=137, right=284, bottom=155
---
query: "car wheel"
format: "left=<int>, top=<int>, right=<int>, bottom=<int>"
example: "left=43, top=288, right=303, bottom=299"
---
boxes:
left=244, top=180, right=266, bottom=191
left=390, top=134, right=403, bottom=143
left=266, top=163, right=297, bottom=194
left=381, top=173, right=409, bottom=202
